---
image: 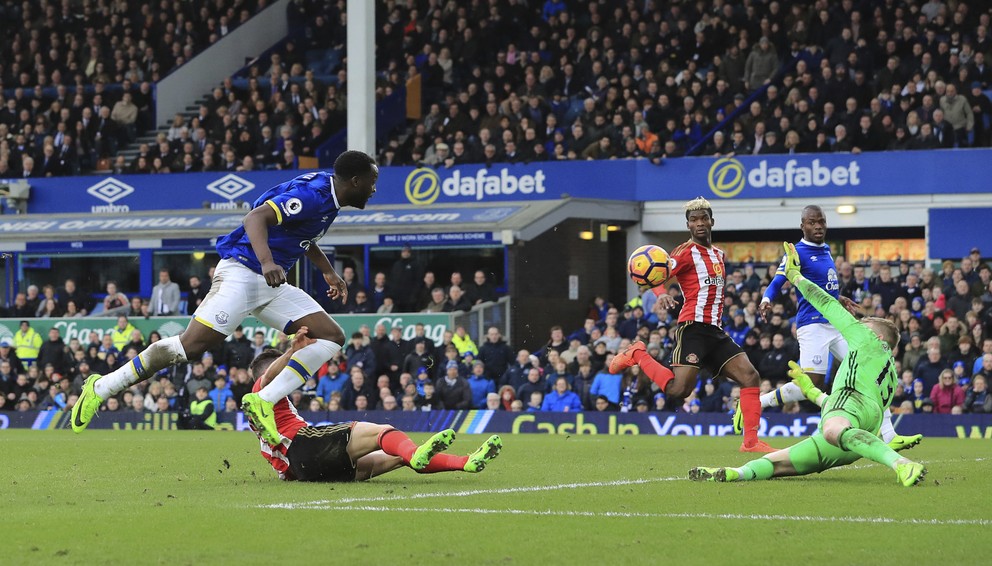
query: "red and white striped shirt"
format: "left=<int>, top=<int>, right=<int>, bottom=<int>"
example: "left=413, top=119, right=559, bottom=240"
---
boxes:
left=250, top=379, right=307, bottom=480
left=665, top=240, right=727, bottom=327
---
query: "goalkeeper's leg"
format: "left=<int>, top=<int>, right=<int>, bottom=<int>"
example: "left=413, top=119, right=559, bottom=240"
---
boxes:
left=690, top=432, right=859, bottom=482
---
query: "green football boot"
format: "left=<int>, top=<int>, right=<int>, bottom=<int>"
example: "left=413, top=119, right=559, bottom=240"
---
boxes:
left=71, top=374, right=105, bottom=433
left=888, top=434, right=923, bottom=452
left=732, top=399, right=743, bottom=435
left=688, top=467, right=740, bottom=482
left=240, top=393, right=281, bottom=445
left=410, top=429, right=456, bottom=470
left=464, top=435, right=503, bottom=473
left=895, top=461, right=926, bottom=487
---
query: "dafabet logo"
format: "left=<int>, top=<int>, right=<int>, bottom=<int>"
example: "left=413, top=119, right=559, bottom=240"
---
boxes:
left=404, top=167, right=547, bottom=205
left=707, top=158, right=861, bottom=198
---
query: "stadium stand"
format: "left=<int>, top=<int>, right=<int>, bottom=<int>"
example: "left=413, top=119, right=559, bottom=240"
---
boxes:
left=0, top=0, right=267, bottom=176
left=8, top=0, right=992, bottom=177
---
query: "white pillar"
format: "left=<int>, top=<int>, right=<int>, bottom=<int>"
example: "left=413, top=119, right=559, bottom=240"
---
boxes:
left=347, top=0, right=376, bottom=158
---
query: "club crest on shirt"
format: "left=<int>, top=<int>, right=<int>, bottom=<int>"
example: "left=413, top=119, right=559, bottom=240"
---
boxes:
left=687, top=353, right=699, bottom=364
left=215, top=311, right=230, bottom=326
left=812, top=355, right=823, bottom=365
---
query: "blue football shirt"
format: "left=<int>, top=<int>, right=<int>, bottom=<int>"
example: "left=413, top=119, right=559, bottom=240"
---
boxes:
left=764, top=239, right=840, bottom=328
left=215, top=171, right=340, bottom=273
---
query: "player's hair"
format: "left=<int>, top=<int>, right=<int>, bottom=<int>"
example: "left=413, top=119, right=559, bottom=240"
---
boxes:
left=862, top=317, right=899, bottom=349
left=333, top=150, right=376, bottom=179
left=684, top=196, right=713, bottom=220
left=801, top=204, right=823, bottom=217
left=248, top=348, right=283, bottom=380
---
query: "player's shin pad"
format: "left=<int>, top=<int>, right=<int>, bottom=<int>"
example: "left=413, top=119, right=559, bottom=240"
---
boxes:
left=94, top=336, right=187, bottom=398
left=259, top=339, right=341, bottom=403
left=760, top=382, right=807, bottom=408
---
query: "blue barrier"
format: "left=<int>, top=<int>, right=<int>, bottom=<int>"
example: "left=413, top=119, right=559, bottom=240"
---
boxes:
left=6, top=149, right=992, bottom=214
left=7, top=409, right=991, bottom=438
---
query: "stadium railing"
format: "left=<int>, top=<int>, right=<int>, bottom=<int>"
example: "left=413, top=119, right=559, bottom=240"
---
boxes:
left=452, top=296, right=512, bottom=346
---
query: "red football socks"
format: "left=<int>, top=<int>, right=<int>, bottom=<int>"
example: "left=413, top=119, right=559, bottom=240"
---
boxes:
left=377, top=428, right=416, bottom=464
left=632, top=348, right=675, bottom=393
left=740, top=387, right=761, bottom=443
left=417, top=453, right=469, bottom=474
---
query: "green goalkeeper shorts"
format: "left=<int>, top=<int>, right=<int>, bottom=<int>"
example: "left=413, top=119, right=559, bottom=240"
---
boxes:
left=819, top=386, right=883, bottom=435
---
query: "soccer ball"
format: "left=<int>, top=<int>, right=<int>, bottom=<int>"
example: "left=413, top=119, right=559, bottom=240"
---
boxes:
left=627, top=245, right=672, bottom=288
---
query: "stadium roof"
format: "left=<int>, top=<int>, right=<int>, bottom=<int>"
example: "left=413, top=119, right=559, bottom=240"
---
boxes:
left=0, top=198, right=641, bottom=250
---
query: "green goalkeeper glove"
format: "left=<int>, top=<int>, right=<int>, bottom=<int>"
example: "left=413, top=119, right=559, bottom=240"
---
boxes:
left=788, top=360, right=824, bottom=404
left=783, top=242, right=802, bottom=283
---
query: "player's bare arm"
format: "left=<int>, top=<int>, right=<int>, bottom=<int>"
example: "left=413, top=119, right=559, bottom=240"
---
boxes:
left=839, top=295, right=860, bottom=316
left=243, top=203, right=285, bottom=288
left=304, top=245, right=347, bottom=302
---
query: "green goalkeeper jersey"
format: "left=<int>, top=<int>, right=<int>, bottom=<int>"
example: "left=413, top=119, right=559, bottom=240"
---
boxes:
left=793, top=275, right=898, bottom=411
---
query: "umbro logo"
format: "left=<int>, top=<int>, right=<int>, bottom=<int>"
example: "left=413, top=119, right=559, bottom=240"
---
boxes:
left=86, top=177, right=135, bottom=204
left=206, top=174, right=256, bottom=200
left=811, top=256, right=818, bottom=261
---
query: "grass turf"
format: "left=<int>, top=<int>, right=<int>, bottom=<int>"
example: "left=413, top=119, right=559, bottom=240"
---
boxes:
left=2, top=430, right=990, bottom=565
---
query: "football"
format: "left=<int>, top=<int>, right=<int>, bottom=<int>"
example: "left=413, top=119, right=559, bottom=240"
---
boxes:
left=627, top=244, right=672, bottom=288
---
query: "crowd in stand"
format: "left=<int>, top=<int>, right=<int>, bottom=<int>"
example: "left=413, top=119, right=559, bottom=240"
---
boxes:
left=0, top=0, right=265, bottom=176
left=2, top=248, right=991, bottom=419
left=365, top=0, right=992, bottom=166
left=8, top=0, right=992, bottom=178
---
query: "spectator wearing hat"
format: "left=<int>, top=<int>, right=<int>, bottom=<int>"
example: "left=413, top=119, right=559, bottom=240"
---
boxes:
left=436, top=360, right=472, bottom=410
left=0, top=340, right=25, bottom=375
left=930, top=369, right=965, bottom=414
left=744, top=37, right=778, bottom=92
left=467, top=360, right=495, bottom=409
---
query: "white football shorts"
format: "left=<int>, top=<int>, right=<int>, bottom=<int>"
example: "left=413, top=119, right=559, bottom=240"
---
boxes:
left=797, top=322, right=848, bottom=374
left=192, top=258, right=323, bottom=335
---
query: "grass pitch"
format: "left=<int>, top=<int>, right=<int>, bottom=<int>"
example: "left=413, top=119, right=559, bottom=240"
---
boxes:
left=2, top=431, right=990, bottom=565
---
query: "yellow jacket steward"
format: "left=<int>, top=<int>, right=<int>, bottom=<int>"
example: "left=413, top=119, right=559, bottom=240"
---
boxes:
left=14, top=328, right=42, bottom=361
left=110, top=323, right=138, bottom=352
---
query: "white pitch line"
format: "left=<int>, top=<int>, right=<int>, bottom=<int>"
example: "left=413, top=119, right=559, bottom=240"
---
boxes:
left=262, top=476, right=682, bottom=509
left=286, top=505, right=992, bottom=526
left=259, top=457, right=988, bottom=510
